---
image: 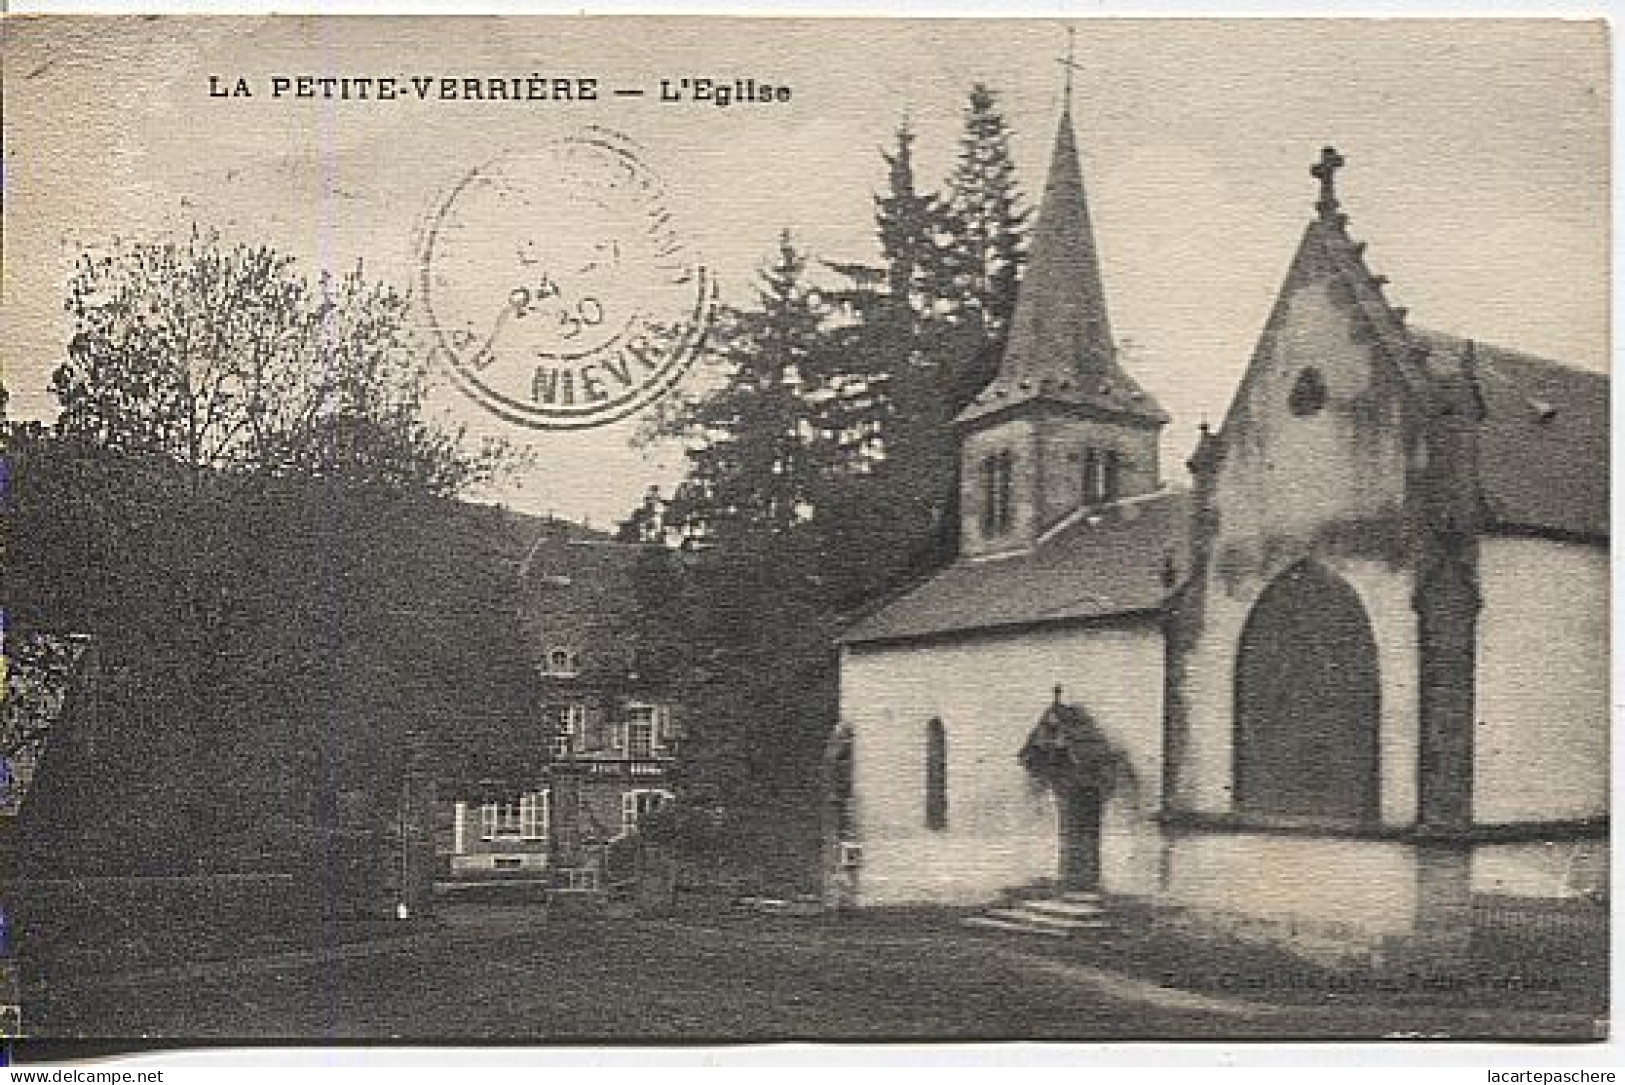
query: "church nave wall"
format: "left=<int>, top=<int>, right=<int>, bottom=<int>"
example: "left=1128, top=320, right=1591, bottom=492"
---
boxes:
left=1472, top=536, right=1609, bottom=825
left=839, top=624, right=1164, bottom=906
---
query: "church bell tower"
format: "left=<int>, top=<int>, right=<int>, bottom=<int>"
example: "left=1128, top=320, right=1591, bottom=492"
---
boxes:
left=956, top=59, right=1168, bottom=559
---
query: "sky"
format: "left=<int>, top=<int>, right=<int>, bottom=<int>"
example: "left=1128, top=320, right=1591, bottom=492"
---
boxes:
left=4, top=16, right=1609, bottom=528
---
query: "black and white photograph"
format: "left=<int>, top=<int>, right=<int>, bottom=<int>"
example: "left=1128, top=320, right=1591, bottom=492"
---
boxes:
left=0, top=14, right=1609, bottom=1053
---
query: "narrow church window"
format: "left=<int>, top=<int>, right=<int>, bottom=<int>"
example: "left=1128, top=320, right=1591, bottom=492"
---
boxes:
left=925, top=718, right=948, bottom=830
left=1289, top=367, right=1328, bottom=416
left=997, top=451, right=1014, bottom=531
left=980, top=456, right=997, bottom=534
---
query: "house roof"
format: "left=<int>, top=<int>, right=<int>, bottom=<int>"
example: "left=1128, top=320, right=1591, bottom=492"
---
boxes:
left=1413, top=329, right=1608, bottom=540
left=840, top=488, right=1188, bottom=646
left=956, top=107, right=1168, bottom=430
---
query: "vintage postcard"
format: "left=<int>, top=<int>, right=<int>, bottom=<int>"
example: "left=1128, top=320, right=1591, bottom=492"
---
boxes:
left=0, top=15, right=1609, bottom=1050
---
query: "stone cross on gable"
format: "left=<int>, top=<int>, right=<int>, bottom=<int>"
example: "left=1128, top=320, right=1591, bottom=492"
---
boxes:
left=1312, top=145, right=1346, bottom=217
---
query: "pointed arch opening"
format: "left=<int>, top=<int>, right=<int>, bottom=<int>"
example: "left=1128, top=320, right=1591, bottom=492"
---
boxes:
left=1233, top=560, right=1381, bottom=822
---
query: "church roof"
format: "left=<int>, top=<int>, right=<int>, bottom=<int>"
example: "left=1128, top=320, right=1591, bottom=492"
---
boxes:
left=840, top=488, right=1188, bottom=646
left=1412, top=330, right=1608, bottom=541
left=957, top=107, right=1168, bottom=429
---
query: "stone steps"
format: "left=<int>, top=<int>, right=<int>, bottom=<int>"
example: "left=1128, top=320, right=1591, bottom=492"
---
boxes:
left=962, top=890, right=1112, bottom=938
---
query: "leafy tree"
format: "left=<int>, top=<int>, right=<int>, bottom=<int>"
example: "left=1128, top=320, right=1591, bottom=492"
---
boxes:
left=9, top=228, right=543, bottom=882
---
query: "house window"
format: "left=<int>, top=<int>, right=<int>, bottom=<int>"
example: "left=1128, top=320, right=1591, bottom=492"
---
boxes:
left=551, top=703, right=587, bottom=756
left=1082, top=448, right=1122, bottom=506
left=621, top=788, right=674, bottom=834
left=621, top=703, right=671, bottom=758
left=544, top=647, right=581, bottom=677
left=980, top=450, right=1014, bottom=536
left=480, top=791, right=550, bottom=841
left=925, top=718, right=948, bottom=830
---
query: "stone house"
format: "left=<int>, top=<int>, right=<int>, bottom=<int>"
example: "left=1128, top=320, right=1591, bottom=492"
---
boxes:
left=442, top=521, right=681, bottom=884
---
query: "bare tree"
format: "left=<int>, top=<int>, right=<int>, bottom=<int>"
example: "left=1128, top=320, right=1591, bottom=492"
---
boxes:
left=52, top=226, right=519, bottom=496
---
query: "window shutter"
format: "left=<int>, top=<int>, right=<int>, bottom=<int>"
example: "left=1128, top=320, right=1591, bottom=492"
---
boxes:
left=520, top=793, right=539, bottom=839
left=621, top=791, right=638, bottom=832
left=480, top=804, right=497, bottom=839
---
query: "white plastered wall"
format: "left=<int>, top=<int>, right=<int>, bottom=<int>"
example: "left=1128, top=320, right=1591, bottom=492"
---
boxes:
left=841, top=622, right=1164, bottom=907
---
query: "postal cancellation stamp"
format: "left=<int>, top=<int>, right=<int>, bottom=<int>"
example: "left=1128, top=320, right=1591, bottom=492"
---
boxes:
left=419, top=128, right=715, bottom=430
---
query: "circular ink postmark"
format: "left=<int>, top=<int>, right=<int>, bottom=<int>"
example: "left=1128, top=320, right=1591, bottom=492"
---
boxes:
left=420, top=128, right=714, bottom=430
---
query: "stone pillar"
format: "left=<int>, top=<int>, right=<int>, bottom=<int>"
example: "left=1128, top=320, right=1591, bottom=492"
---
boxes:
left=1409, top=362, right=1485, bottom=951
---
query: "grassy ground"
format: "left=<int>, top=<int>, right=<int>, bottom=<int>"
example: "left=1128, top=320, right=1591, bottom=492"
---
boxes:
left=20, top=901, right=1606, bottom=1045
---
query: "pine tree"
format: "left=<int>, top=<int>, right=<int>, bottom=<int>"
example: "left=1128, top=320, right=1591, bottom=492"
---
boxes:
left=943, top=83, right=1030, bottom=405
left=810, top=103, right=1033, bottom=592
left=659, top=230, right=833, bottom=546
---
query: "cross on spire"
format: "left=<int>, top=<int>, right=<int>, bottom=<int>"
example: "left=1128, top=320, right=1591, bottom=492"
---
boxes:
left=1058, top=25, right=1083, bottom=109
left=1311, top=145, right=1346, bottom=218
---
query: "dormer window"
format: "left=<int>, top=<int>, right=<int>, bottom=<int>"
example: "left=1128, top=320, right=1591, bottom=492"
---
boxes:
left=979, top=450, right=1015, bottom=536
left=544, top=647, right=581, bottom=677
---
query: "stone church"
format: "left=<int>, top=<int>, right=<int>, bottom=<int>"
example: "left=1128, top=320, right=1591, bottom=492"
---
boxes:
left=830, top=96, right=1607, bottom=951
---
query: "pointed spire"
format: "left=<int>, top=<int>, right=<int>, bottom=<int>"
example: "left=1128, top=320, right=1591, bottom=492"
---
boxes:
left=1002, top=106, right=1113, bottom=378
left=959, top=64, right=1165, bottom=428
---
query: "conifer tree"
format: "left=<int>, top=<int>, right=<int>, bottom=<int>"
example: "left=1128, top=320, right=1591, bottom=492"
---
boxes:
left=659, top=231, right=834, bottom=546
left=943, top=83, right=1030, bottom=406
left=946, top=83, right=1030, bottom=335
